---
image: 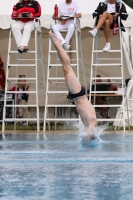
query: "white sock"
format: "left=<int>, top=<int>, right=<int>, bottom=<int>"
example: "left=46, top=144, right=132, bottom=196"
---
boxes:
left=106, top=42, right=110, bottom=46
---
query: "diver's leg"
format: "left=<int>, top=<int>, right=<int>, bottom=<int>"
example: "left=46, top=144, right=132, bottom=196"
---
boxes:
left=49, top=32, right=81, bottom=94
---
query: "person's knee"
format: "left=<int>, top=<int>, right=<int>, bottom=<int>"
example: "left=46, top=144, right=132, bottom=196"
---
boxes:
left=64, top=69, right=69, bottom=76
left=63, top=64, right=72, bottom=76
left=24, top=24, right=34, bottom=32
left=52, top=24, right=59, bottom=33
left=68, top=24, right=75, bottom=31
left=11, top=23, right=19, bottom=31
left=102, top=11, right=109, bottom=17
left=104, top=19, right=110, bottom=27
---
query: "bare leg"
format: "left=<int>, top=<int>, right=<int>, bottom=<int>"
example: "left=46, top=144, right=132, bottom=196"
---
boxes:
left=96, top=12, right=113, bottom=30
left=102, top=19, right=111, bottom=43
left=49, top=32, right=81, bottom=94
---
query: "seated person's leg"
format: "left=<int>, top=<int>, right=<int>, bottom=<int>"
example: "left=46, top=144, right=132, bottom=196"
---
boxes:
left=102, top=16, right=113, bottom=51
left=52, top=23, right=66, bottom=45
left=89, top=11, right=113, bottom=45
left=19, top=21, right=35, bottom=52
left=11, top=21, right=24, bottom=48
left=96, top=12, right=113, bottom=31
left=52, top=23, right=71, bottom=50
left=65, top=23, right=75, bottom=45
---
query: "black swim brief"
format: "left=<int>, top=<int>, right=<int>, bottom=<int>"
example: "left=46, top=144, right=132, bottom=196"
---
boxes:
left=68, top=86, right=86, bottom=99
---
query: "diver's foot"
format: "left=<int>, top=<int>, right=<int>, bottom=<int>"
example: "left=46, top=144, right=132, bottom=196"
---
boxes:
left=49, top=32, right=61, bottom=47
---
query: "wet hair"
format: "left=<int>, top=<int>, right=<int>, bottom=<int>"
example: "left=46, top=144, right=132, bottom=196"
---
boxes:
left=18, top=0, right=34, bottom=3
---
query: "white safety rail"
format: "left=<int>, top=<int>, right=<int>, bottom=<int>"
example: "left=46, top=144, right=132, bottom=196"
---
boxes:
left=2, top=19, right=45, bottom=133
left=113, top=29, right=133, bottom=130
left=43, top=18, right=85, bottom=131
left=114, top=79, right=133, bottom=130
left=89, top=23, right=129, bottom=131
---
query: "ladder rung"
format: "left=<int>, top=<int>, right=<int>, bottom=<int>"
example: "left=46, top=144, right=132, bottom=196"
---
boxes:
left=46, top=105, right=75, bottom=107
left=92, top=82, right=122, bottom=84
left=48, top=78, right=65, bottom=80
left=8, top=64, right=36, bottom=67
left=9, top=50, right=35, bottom=53
left=97, top=118, right=124, bottom=121
left=93, top=50, right=121, bottom=53
left=9, top=82, right=37, bottom=84
left=93, top=105, right=123, bottom=107
left=50, top=50, right=77, bottom=53
left=49, top=64, right=77, bottom=67
left=121, top=109, right=133, bottom=111
left=45, top=118, right=80, bottom=121
left=18, top=59, right=41, bottom=61
left=7, top=78, right=36, bottom=80
left=4, top=118, right=38, bottom=121
left=91, top=77, right=122, bottom=80
left=125, top=99, right=133, bottom=101
left=98, top=58, right=121, bottom=61
left=90, top=91, right=124, bottom=94
left=6, top=91, right=37, bottom=94
left=47, top=91, right=68, bottom=94
left=5, top=105, right=37, bottom=107
left=49, top=82, right=65, bottom=84
left=92, top=63, right=121, bottom=66
left=0, top=99, right=13, bottom=102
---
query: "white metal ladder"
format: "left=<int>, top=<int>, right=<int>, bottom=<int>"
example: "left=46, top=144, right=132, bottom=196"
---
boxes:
left=43, top=18, right=85, bottom=131
left=89, top=24, right=128, bottom=131
left=2, top=19, right=44, bottom=133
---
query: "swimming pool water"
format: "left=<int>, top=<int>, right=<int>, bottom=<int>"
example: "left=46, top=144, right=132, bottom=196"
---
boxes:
left=0, top=132, right=133, bottom=200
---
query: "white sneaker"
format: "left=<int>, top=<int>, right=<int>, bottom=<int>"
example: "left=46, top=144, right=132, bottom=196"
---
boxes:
left=62, top=43, right=71, bottom=51
left=103, top=43, right=110, bottom=52
left=89, top=29, right=97, bottom=38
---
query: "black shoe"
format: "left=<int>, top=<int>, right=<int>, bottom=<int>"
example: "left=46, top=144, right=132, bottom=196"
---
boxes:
left=18, top=48, right=23, bottom=54
left=23, top=48, right=28, bottom=53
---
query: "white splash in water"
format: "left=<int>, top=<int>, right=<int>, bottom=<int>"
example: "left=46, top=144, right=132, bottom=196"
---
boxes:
left=74, top=122, right=107, bottom=144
